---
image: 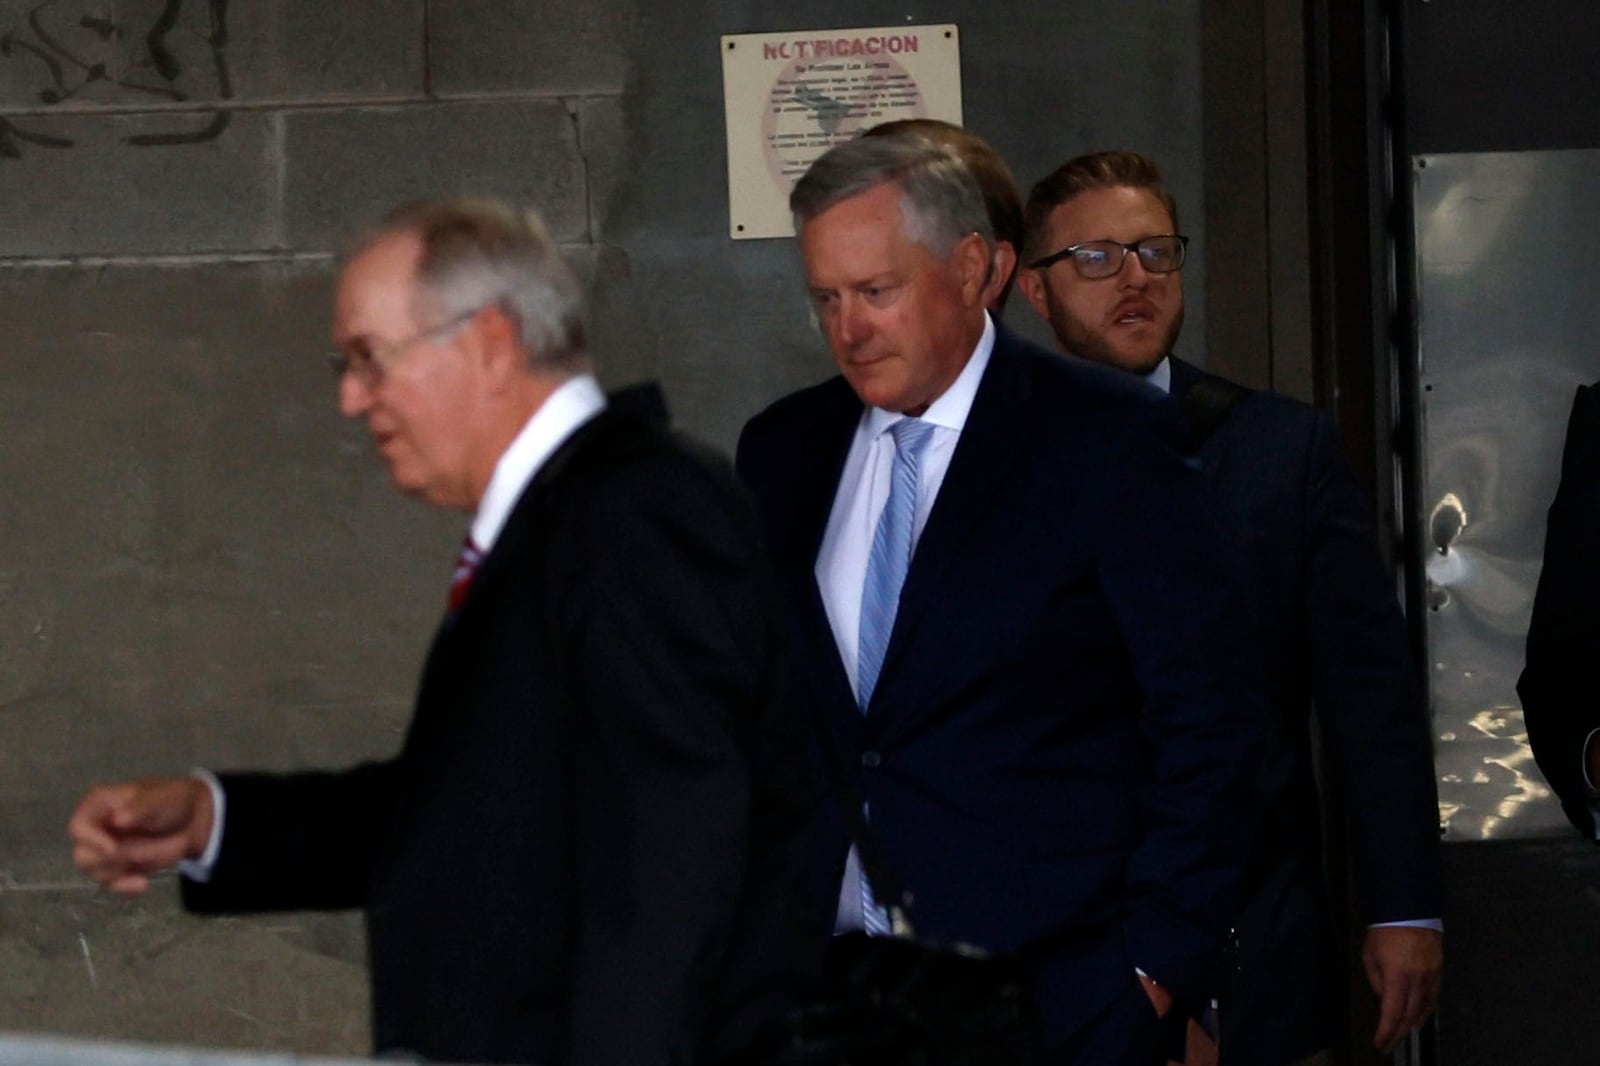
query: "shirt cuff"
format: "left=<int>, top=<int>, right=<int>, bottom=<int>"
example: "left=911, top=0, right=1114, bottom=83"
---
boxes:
left=1578, top=728, right=1600, bottom=840
left=174, top=769, right=225, bottom=883
left=1583, top=728, right=1600, bottom=792
left=1369, top=919, right=1443, bottom=932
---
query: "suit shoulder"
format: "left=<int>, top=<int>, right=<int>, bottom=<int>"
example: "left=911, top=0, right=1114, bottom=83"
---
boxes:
left=514, top=404, right=742, bottom=540
left=990, top=332, right=1175, bottom=432
left=602, top=415, right=743, bottom=503
left=736, top=374, right=858, bottom=490
left=1180, top=366, right=1325, bottom=453
left=1230, top=388, right=1324, bottom=440
left=1009, top=342, right=1188, bottom=456
left=740, top=375, right=857, bottom=443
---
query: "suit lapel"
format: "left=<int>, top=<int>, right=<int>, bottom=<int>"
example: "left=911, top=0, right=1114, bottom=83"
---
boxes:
left=1169, top=356, right=1233, bottom=491
left=872, top=328, right=1037, bottom=709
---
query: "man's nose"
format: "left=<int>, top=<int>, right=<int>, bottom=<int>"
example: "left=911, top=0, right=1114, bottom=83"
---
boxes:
left=337, top=371, right=372, bottom=418
left=1118, top=250, right=1152, bottom=287
left=833, top=297, right=869, bottom=347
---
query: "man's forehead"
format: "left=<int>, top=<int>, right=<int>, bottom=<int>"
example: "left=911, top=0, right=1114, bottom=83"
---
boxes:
left=334, top=233, right=423, bottom=332
left=344, top=231, right=423, bottom=282
left=1051, top=186, right=1173, bottom=233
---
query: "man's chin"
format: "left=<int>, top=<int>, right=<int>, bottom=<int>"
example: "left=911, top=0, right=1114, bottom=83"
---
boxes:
left=1102, top=328, right=1175, bottom=375
left=1060, top=338, right=1167, bottom=377
left=842, top=367, right=901, bottom=411
left=1093, top=331, right=1177, bottom=377
left=1119, top=349, right=1168, bottom=376
left=378, top=457, right=427, bottom=499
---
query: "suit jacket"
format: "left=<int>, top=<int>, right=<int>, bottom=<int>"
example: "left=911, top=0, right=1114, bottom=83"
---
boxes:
left=735, top=326, right=1267, bottom=1060
left=183, top=387, right=822, bottom=1066
left=1168, top=357, right=1444, bottom=1063
left=1520, top=381, right=1600, bottom=837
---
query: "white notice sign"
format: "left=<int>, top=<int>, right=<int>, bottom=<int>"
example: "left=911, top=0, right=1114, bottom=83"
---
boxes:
left=721, top=24, right=963, bottom=240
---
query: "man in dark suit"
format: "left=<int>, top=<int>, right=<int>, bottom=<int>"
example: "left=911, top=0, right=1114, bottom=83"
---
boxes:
left=67, top=198, right=818, bottom=1066
left=1017, top=151, right=1444, bottom=1064
left=1521, top=381, right=1600, bottom=837
left=736, top=136, right=1266, bottom=1066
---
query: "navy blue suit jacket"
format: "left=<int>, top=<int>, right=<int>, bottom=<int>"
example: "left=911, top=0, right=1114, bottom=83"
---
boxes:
left=183, top=390, right=821, bottom=1066
left=1521, top=381, right=1600, bottom=837
left=1169, top=357, right=1443, bottom=1062
left=736, top=327, right=1267, bottom=1058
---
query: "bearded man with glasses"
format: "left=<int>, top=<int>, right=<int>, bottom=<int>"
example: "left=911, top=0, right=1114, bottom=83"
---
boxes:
left=1019, top=151, right=1444, bottom=1066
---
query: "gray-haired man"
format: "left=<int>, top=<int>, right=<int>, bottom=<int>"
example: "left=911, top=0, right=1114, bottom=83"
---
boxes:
left=736, top=136, right=1268, bottom=1065
left=70, top=197, right=818, bottom=1066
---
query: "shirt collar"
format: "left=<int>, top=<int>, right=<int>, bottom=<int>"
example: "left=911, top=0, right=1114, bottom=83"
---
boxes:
left=1144, top=356, right=1172, bottom=394
left=470, top=374, right=607, bottom=551
left=862, top=312, right=997, bottom=438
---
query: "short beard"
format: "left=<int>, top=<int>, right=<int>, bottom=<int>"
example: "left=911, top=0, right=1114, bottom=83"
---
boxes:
left=1046, top=292, right=1184, bottom=376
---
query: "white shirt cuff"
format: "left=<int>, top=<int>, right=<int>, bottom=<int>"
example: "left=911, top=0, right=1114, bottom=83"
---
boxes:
left=1578, top=728, right=1600, bottom=840
left=1583, top=728, right=1600, bottom=793
left=174, top=769, right=225, bottom=883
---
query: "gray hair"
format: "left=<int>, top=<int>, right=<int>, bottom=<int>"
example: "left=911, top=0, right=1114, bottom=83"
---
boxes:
left=344, top=197, right=589, bottom=374
left=789, top=135, right=994, bottom=257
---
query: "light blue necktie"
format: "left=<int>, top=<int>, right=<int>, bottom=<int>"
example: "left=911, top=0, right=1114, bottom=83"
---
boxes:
left=850, top=416, right=934, bottom=935
left=857, top=417, right=934, bottom=710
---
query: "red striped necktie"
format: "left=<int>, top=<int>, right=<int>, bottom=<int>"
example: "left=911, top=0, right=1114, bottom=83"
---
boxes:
left=447, top=537, right=484, bottom=616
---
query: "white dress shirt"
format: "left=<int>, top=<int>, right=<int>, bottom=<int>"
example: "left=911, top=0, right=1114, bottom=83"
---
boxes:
left=469, top=375, right=607, bottom=552
left=182, top=375, right=609, bottom=881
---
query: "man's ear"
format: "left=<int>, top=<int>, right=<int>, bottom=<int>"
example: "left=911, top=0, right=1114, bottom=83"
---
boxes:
left=1016, top=267, right=1053, bottom=324
left=472, top=304, right=525, bottom=389
left=951, top=232, right=993, bottom=307
left=983, top=242, right=1019, bottom=312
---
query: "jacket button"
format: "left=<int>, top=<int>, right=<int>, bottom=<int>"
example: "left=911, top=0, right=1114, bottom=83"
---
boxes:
left=861, top=750, right=882, bottom=768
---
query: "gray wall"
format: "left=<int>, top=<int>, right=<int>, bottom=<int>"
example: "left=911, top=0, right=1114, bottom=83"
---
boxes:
left=0, top=2, right=1205, bottom=1052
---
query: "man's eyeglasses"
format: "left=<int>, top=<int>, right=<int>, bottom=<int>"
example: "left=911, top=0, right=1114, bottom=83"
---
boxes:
left=329, top=306, right=483, bottom=387
left=1028, top=234, right=1189, bottom=280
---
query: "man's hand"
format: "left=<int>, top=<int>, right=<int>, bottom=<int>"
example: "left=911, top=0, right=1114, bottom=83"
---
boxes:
left=67, top=777, right=214, bottom=894
left=1166, top=1019, right=1217, bottom=1066
left=1138, top=972, right=1173, bottom=1020
left=1362, top=925, right=1443, bottom=1052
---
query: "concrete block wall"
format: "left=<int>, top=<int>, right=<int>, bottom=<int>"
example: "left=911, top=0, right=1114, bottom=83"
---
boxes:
left=0, top=1, right=1205, bottom=1054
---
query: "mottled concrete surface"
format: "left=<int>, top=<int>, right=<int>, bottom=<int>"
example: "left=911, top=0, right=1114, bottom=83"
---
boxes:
left=0, top=262, right=447, bottom=1052
left=0, top=891, right=368, bottom=1054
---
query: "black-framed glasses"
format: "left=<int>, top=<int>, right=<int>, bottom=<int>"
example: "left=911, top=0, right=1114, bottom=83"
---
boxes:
left=1028, top=234, right=1189, bottom=280
left=328, top=306, right=484, bottom=387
